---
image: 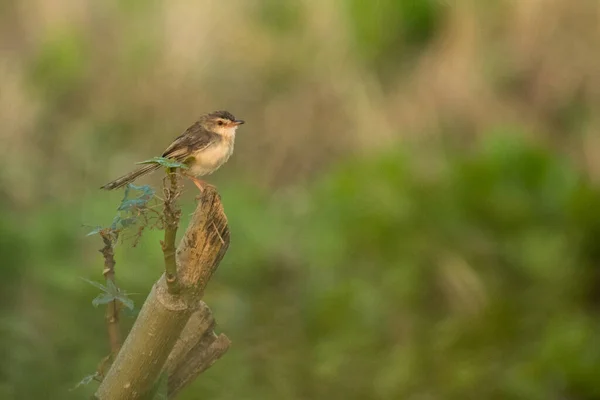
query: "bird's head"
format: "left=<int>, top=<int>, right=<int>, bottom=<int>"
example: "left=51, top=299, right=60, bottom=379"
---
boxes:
left=200, top=110, right=245, bottom=136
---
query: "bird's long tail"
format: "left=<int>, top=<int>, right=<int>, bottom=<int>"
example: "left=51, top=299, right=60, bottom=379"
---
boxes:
left=100, top=163, right=161, bottom=190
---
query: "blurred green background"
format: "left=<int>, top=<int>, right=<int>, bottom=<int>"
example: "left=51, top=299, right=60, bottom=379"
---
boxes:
left=2, top=0, right=600, bottom=399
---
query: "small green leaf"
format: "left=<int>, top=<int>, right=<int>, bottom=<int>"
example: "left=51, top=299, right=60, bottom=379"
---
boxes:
left=118, top=217, right=137, bottom=228
left=116, top=293, right=135, bottom=310
left=127, top=183, right=148, bottom=190
left=70, top=372, right=99, bottom=391
left=117, top=198, right=147, bottom=211
left=136, top=156, right=189, bottom=169
left=127, top=183, right=156, bottom=193
left=123, top=307, right=140, bottom=318
left=92, top=293, right=116, bottom=307
left=86, top=226, right=103, bottom=236
left=110, top=215, right=121, bottom=230
left=81, top=277, right=108, bottom=292
left=106, top=278, right=118, bottom=293
left=117, top=184, right=155, bottom=211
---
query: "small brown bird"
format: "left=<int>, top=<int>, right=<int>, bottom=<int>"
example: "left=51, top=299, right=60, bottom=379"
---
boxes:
left=101, top=110, right=244, bottom=191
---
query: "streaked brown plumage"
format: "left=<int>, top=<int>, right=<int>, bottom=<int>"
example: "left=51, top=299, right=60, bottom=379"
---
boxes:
left=100, top=110, right=244, bottom=191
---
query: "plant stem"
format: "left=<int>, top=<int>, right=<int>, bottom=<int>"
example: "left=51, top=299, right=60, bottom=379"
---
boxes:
left=162, top=168, right=181, bottom=294
left=100, top=231, right=121, bottom=358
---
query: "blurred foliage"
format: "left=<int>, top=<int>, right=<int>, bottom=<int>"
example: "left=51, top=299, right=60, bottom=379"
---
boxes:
left=258, top=0, right=303, bottom=33
left=347, top=0, right=441, bottom=74
left=29, top=29, right=89, bottom=105
left=2, top=0, right=600, bottom=399
left=2, top=134, right=600, bottom=399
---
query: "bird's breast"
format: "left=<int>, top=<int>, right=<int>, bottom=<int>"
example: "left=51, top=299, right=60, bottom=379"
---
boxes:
left=189, top=136, right=235, bottom=176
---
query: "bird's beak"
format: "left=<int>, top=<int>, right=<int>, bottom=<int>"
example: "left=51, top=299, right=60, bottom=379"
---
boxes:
left=233, top=119, right=245, bottom=125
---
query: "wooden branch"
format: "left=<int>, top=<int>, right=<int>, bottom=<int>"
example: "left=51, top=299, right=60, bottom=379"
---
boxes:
left=100, top=231, right=121, bottom=358
left=162, top=169, right=182, bottom=294
left=165, top=302, right=214, bottom=370
left=168, top=333, right=231, bottom=398
left=95, top=187, right=230, bottom=400
left=165, top=303, right=231, bottom=398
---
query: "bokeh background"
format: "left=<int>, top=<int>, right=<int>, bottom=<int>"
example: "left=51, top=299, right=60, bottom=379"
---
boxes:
left=2, top=0, right=600, bottom=398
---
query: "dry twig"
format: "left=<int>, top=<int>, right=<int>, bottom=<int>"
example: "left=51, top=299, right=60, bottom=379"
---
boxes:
left=99, top=230, right=121, bottom=358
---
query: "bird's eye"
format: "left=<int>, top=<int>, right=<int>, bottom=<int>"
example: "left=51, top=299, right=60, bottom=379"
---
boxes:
left=217, top=120, right=224, bottom=126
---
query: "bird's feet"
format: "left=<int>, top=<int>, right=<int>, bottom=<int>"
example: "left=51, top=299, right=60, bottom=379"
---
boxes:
left=188, top=177, right=216, bottom=201
left=183, top=175, right=214, bottom=192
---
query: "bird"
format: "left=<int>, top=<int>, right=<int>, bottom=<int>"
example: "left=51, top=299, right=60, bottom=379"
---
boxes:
left=100, top=110, right=244, bottom=191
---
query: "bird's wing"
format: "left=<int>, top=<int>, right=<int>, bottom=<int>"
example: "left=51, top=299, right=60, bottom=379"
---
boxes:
left=162, top=122, right=214, bottom=161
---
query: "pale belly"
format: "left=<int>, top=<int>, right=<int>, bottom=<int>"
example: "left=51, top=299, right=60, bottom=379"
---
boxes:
left=188, top=140, right=234, bottom=177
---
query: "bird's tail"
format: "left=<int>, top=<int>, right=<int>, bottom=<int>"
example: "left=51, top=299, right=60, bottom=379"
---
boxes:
left=100, top=163, right=161, bottom=190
